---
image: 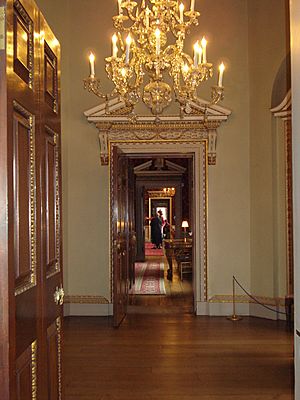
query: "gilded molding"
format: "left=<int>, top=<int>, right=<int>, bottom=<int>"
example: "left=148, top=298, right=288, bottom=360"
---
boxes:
left=56, top=317, right=62, bottom=400
left=209, top=294, right=286, bottom=307
left=64, top=295, right=110, bottom=304
left=13, top=101, right=37, bottom=296
left=14, top=0, right=34, bottom=88
left=31, top=340, right=37, bottom=400
left=45, top=126, right=61, bottom=279
left=95, top=120, right=221, bottom=166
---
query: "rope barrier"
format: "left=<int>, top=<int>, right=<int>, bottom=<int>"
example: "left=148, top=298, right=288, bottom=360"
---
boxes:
left=233, top=276, right=286, bottom=316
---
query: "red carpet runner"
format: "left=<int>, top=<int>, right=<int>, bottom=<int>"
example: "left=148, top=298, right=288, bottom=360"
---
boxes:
left=145, top=241, right=164, bottom=256
left=133, top=262, right=166, bottom=295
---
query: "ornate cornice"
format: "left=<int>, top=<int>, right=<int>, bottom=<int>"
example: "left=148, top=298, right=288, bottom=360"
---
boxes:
left=85, top=96, right=231, bottom=166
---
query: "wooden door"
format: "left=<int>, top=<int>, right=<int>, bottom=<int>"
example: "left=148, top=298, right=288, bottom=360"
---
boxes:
left=39, top=13, right=63, bottom=400
left=128, top=159, right=136, bottom=288
left=0, top=0, right=63, bottom=398
left=135, top=183, right=146, bottom=261
left=111, top=146, right=129, bottom=327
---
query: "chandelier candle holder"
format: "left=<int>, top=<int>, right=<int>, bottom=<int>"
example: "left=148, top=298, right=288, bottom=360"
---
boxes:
left=84, top=0, right=226, bottom=115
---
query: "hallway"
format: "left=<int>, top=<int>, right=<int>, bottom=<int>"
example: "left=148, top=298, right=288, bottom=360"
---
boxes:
left=128, top=253, right=194, bottom=314
left=64, top=315, right=294, bottom=400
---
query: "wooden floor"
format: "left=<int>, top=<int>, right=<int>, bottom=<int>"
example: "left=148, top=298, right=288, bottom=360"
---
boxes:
left=64, top=315, right=294, bottom=400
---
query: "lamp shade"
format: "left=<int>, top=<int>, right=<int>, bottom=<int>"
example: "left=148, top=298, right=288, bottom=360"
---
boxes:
left=181, top=220, right=189, bottom=228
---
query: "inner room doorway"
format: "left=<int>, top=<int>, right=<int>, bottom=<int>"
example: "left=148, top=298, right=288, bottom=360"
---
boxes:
left=128, top=155, right=194, bottom=314
left=110, top=139, right=208, bottom=325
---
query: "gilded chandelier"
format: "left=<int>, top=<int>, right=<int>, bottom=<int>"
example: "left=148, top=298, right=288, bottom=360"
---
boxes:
left=84, top=0, right=225, bottom=115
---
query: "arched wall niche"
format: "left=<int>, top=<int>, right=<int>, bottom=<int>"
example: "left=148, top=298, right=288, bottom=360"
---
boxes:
left=270, top=89, right=293, bottom=296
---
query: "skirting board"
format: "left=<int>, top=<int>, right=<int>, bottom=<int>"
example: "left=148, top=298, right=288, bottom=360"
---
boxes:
left=196, top=301, right=250, bottom=316
left=64, top=303, right=113, bottom=317
left=196, top=301, right=286, bottom=320
left=249, top=303, right=286, bottom=321
left=64, top=301, right=286, bottom=320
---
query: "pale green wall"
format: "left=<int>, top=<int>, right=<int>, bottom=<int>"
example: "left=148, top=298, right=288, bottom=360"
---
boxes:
left=206, top=0, right=251, bottom=297
left=36, top=0, right=289, bottom=303
left=248, top=0, right=289, bottom=298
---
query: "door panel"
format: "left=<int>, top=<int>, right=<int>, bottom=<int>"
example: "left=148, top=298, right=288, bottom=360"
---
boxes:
left=0, top=0, right=63, bottom=398
left=112, top=146, right=129, bottom=327
left=47, top=318, right=62, bottom=400
left=12, top=104, right=36, bottom=295
left=15, top=341, right=37, bottom=400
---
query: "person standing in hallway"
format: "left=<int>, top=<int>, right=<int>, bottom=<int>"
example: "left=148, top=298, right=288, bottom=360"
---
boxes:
left=150, top=211, right=163, bottom=249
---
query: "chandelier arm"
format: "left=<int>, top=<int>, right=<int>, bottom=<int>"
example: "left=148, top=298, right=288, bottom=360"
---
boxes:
left=83, top=77, right=115, bottom=100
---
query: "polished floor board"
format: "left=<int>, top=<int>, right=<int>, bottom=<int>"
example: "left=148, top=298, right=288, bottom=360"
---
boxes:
left=64, top=315, right=294, bottom=400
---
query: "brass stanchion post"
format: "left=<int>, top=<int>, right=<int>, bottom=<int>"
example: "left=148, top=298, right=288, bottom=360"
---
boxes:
left=227, top=276, right=242, bottom=321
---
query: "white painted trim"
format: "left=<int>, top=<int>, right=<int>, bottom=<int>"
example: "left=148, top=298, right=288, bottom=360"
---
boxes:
left=270, top=89, right=291, bottom=119
left=291, top=0, right=300, bottom=396
left=86, top=114, right=228, bottom=123
left=64, top=303, right=113, bottom=317
left=84, top=95, right=232, bottom=122
left=270, top=89, right=291, bottom=114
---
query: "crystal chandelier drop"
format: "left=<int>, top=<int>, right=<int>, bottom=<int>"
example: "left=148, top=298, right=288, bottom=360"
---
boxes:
left=84, top=0, right=225, bottom=115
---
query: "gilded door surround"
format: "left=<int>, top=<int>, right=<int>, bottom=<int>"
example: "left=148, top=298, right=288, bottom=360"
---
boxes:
left=109, top=139, right=208, bottom=309
left=84, top=95, right=231, bottom=166
left=270, top=90, right=293, bottom=296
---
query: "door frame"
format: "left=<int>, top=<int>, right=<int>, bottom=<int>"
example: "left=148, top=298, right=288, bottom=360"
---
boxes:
left=149, top=197, right=172, bottom=226
left=109, top=139, right=208, bottom=313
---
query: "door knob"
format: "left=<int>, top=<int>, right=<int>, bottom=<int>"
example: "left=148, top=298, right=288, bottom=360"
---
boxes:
left=54, top=285, right=65, bottom=305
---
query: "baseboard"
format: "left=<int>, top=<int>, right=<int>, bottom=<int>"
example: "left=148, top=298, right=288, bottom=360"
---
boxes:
left=64, top=303, right=113, bottom=316
left=196, top=300, right=286, bottom=320
left=196, top=301, right=250, bottom=316
left=249, top=303, right=286, bottom=321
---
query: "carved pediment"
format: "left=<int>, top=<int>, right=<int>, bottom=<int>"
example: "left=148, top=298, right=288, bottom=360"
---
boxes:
left=134, top=158, right=186, bottom=177
left=84, top=95, right=231, bottom=123
left=84, top=95, right=232, bottom=166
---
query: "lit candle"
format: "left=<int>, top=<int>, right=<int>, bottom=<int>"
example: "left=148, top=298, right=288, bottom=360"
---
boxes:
left=190, top=0, right=195, bottom=12
left=182, top=63, right=189, bottom=74
left=155, top=28, right=161, bottom=56
left=198, top=46, right=202, bottom=64
left=179, top=3, right=184, bottom=23
left=218, top=62, right=225, bottom=87
left=125, top=34, right=132, bottom=64
left=121, top=67, right=126, bottom=77
left=89, top=52, right=95, bottom=78
left=118, top=0, right=123, bottom=15
left=112, top=34, right=118, bottom=58
left=201, top=37, right=207, bottom=63
left=145, top=7, right=150, bottom=29
left=193, top=41, right=200, bottom=67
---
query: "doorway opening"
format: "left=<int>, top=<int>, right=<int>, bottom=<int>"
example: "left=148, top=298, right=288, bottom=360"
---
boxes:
left=129, top=155, right=194, bottom=314
left=110, top=140, right=208, bottom=326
